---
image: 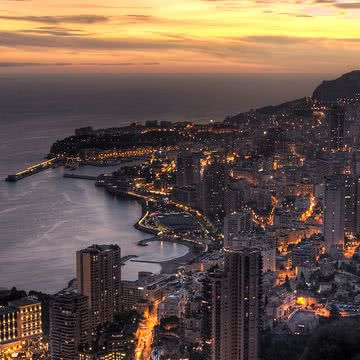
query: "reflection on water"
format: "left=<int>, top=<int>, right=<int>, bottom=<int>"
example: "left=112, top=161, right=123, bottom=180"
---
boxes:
left=0, top=166, right=188, bottom=293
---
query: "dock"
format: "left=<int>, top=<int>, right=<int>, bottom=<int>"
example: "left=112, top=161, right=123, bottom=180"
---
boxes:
left=63, top=173, right=98, bottom=180
left=5, top=158, right=60, bottom=182
left=120, top=255, right=138, bottom=265
left=130, top=259, right=162, bottom=264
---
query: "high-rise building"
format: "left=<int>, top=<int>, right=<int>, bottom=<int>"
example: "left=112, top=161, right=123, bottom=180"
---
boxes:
left=172, top=185, right=197, bottom=208
left=356, top=177, right=360, bottom=235
left=323, top=176, right=345, bottom=253
left=352, top=151, right=360, bottom=176
left=50, top=291, right=90, bottom=360
left=344, top=175, right=357, bottom=237
left=291, top=240, right=316, bottom=267
left=77, top=244, right=122, bottom=330
left=212, top=247, right=262, bottom=360
left=210, top=272, right=223, bottom=360
left=343, top=99, right=360, bottom=148
left=224, top=210, right=253, bottom=246
left=340, top=173, right=360, bottom=237
left=225, top=229, right=276, bottom=273
left=176, top=150, right=201, bottom=187
left=200, top=161, right=227, bottom=223
left=224, top=183, right=247, bottom=215
left=328, top=104, right=345, bottom=150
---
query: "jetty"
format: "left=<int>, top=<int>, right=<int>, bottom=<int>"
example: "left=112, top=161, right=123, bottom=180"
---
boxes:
left=120, top=255, right=138, bottom=265
left=6, top=158, right=60, bottom=182
left=63, top=173, right=98, bottom=180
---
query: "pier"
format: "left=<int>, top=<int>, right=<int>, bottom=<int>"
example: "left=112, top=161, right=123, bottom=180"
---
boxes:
left=5, top=158, right=60, bottom=182
left=120, top=255, right=138, bottom=265
left=63, top=173, right=98, bottom=180
left=130, top=259, right=162, bottom=264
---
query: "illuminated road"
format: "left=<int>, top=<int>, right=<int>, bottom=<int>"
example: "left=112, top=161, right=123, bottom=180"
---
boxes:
left=93, top=146, right=177, bottom=160
left=299, top=193, right=316, bottom=222
left=252, top=196, right=278, bottom=228
left=128, top=189, right=217, bottom=240
left=135, top=302, right=159, bottom=360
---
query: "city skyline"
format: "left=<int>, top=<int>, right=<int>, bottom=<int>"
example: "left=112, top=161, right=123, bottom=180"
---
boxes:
left=0, top=0, right=360, bottom=74
left=2, top=0, right=360, bottom=352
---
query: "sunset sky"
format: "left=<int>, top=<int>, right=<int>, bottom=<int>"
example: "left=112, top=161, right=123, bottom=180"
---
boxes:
left=0, top=0, right=359, bottom=73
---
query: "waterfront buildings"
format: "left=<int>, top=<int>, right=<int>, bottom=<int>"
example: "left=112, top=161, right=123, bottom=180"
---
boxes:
left=121, top=272, right=169, bottom=311
left=212, top=247, right=262, bottom=360
left=50, top=291, right=90, bottom=360
left=77, top=244, right=122, bottom=330
left=9, top=298, right=42, bottom=339
left=0, top=298, right=42, bottom=353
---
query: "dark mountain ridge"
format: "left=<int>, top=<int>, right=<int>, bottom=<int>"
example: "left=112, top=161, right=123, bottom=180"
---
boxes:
left=312, top=70, right=360, bottom=102
left=225, top=70, right=360, bottom=125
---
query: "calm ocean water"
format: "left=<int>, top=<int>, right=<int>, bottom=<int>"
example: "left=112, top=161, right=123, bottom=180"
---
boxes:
left=0, top=73, right=326, bottom=293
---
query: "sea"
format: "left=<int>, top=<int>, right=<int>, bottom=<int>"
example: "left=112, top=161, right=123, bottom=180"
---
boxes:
left=0, top=73, right=329, bottom=293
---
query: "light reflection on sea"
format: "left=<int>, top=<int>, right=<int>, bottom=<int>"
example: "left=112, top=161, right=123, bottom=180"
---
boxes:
left=0, top=164, right=188, bottom=293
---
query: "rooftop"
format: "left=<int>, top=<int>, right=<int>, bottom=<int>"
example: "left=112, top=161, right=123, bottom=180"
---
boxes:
left=9, top=297, right=41, bottom=308
left=0, top=306, right=16, bottom=316
left=78, top=244, right=120, bottom=254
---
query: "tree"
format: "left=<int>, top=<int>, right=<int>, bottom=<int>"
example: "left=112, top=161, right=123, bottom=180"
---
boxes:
left=301, top=318, right=360, bottom=360
left=260, top=331, right=308, bottom=360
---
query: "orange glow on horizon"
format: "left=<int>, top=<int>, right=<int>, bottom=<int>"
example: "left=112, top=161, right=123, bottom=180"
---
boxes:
left=0, top=0, right=359, bottom=74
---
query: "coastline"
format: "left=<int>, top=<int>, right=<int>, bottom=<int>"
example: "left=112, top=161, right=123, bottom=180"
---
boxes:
left=108, top=189, right=206, bottom=274
left=135, top=237, right=204, bottom=274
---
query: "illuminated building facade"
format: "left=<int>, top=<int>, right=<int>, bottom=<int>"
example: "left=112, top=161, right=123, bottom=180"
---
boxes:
left=9, top=298, right=42, bottom=338
left=0, top=298, right=42, bottom=353
left=0, top=307, right=17, bottom=345
left=77, top=244, right=122, bottom=330
left=50, top=291, right=90, bottom=360
left=79, top=352, right=127, bottom=360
